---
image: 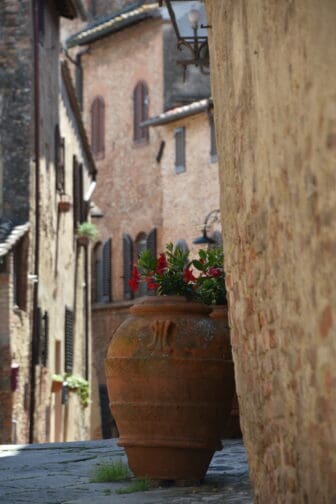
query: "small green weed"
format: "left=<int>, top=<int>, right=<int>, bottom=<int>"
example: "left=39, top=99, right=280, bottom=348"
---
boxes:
left=115, top=478, right=152, bottom=494
left=90, top=460, right=131, bottom=483
left=103, top=489, right=112, bottom=496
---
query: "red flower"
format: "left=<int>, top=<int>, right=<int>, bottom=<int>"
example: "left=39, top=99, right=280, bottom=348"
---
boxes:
left=128, top=266, right=140, bottom=292
left=208, top=267, right=222, bottom=277
left=183, top=268, right=196, bottom=283
left=147, top=281, right=160, bottom=290
left=156, top=253, right=168, bottom=274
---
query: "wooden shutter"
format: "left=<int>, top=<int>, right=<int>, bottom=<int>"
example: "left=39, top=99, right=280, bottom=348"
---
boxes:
left=55, top=125, right=65, bottom=192
left=41, top=311, right=49, bottom=367
left=102, top=238, right=112, bottom=303
left=146, top=228, right=157, bottom=257
left=64, top=308, right=74, bottom=374
left=94, top=244, right=103, bottom=302
left=35, top=306, right=42, bottom=366
left=78, top=163, right=85, bottom=222
left=73, top=156, right=84, bottom=228
left=122, top=234, right=133, bottom=300
left=209, top=113, right=217, bottom=162
left=91, top=96, right=105, bottom=159
left=175, top=127, right=186, bottom=173
left=133, top=82, right=149, bottom=143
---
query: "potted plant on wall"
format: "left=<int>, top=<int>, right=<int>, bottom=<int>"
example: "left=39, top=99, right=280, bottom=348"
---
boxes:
left=76, top=221, right=98, bottom=246
left=51, top=374, right=64, bottom=393
left=51, top=373, right=89, bottom=407
left=105, top=243, right=235, bottom=483
left=58, top=193, right=71, bottom=213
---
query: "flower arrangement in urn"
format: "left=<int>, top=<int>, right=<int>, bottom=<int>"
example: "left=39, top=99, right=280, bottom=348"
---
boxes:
left=106, top=242, right=234, bottom=483
left=129, top=242, right=226, bottom=305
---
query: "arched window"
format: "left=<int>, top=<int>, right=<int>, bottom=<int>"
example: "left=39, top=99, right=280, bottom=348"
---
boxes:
left=133, top=81, right=149, bottom=144
left=91, top=96, right=105, bottom=159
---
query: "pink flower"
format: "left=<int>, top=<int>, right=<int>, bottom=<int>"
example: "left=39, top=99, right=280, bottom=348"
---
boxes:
left=208, top=267, right=222, bottom=277
left=156, top=253, right=168, bottom=274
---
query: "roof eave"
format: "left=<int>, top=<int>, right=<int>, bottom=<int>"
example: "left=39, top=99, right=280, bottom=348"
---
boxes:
left=141, top=99, right=212, bottom=128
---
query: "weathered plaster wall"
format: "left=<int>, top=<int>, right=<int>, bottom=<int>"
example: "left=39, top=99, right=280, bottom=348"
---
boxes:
left=206, top=1, right=336, bottom=502
left=159, top=112, right=220, bottom=256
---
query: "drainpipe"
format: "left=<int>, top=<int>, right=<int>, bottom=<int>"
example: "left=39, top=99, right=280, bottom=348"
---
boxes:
left=29, top=0, right=41, bottom=444
left=84, top=245, right=89, bottom=380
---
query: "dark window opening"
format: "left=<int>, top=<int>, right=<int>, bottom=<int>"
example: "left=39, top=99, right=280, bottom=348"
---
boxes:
left=91, top=96, right=105, bottom=160
left=73, top=157, right=86, bottom=229
left=55, top=125, right=65, bottom=192
left=13, top=236, right=28, bottom=310
left=133, top=81, right=149, bottom=144
left=40, top=311, right=49, bottom=367
left=175, top=127, right=186, bottom=174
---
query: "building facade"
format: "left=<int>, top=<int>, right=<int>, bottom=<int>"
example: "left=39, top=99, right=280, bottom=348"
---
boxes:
left=66, top=1, right=222, bottom=438
left=0, top=0, right=96, bottom=444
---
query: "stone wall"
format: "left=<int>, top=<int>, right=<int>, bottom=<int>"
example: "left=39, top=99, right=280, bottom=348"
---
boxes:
left=206, top=1, right=336, bottom=502
left=0, top=0, right=33, bottom=224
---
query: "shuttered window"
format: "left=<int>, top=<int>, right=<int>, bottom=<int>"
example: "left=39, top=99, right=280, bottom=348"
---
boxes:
left=73, top=157, right=85, bottom=228
left=41, top=311, right=49, bottom=367
left=133, top=81, right=149, bottom=144
left=93, top=243, right=103, bottom=302
left=175, top=127, right=186, bottom=174
left=102, top=238, right=112, bottom=302
left=209, top=113, right=218, bottom=162
left=146, top=228, right=157, bottom=258
left=55, top=125, right=65, bottom=192
left=91, top=96, right=105, bottom=159
left=64, top=308, right=74, bottom=374
left=122, top=234, right=133, bottom=300
left=13, top=236, right=28, bottom=310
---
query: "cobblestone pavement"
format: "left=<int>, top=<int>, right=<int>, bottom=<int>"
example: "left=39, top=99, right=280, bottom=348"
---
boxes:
left=0, top=438, right=253, bottom=503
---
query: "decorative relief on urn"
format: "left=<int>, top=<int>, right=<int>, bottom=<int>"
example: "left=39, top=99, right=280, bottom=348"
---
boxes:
left=147, top=320, right=174, bottom=353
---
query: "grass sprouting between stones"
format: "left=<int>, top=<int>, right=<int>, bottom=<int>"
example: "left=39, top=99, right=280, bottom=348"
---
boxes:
left=90, top=460, right=131, bottom=483
left=115, top=478, right=153, bottom=494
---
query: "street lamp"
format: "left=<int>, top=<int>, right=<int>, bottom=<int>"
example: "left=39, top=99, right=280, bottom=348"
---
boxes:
left=159, top=0, right=210, bottom=76
left=193, top=209, right=220, bottom=244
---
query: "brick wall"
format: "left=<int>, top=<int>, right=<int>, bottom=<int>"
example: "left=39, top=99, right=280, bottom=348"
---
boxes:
left=0, top=270, right=12, bottom=443
left=80, top=19, right=164, bottom=301
left=206, top=1, right=336, bottom=502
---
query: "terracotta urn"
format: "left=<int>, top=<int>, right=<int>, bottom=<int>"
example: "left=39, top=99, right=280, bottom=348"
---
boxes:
left=210, top=304, right=241, bottom=439
left=105, top=295, right=235, bottom=482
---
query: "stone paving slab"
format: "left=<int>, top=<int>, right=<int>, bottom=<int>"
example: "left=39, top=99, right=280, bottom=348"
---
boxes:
left=0, top=439, right=253, bottom=503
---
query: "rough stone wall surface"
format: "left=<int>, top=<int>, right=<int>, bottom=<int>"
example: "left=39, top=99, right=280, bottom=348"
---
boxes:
left=206, top=1, right=336, bottom=503
left=0, top=269, right=12, bottom=443
left=159, top=113, right=220, bottom=256
left=80, top=19, right=164, bottom=301
left=0, top=0, right=33, bottom=223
